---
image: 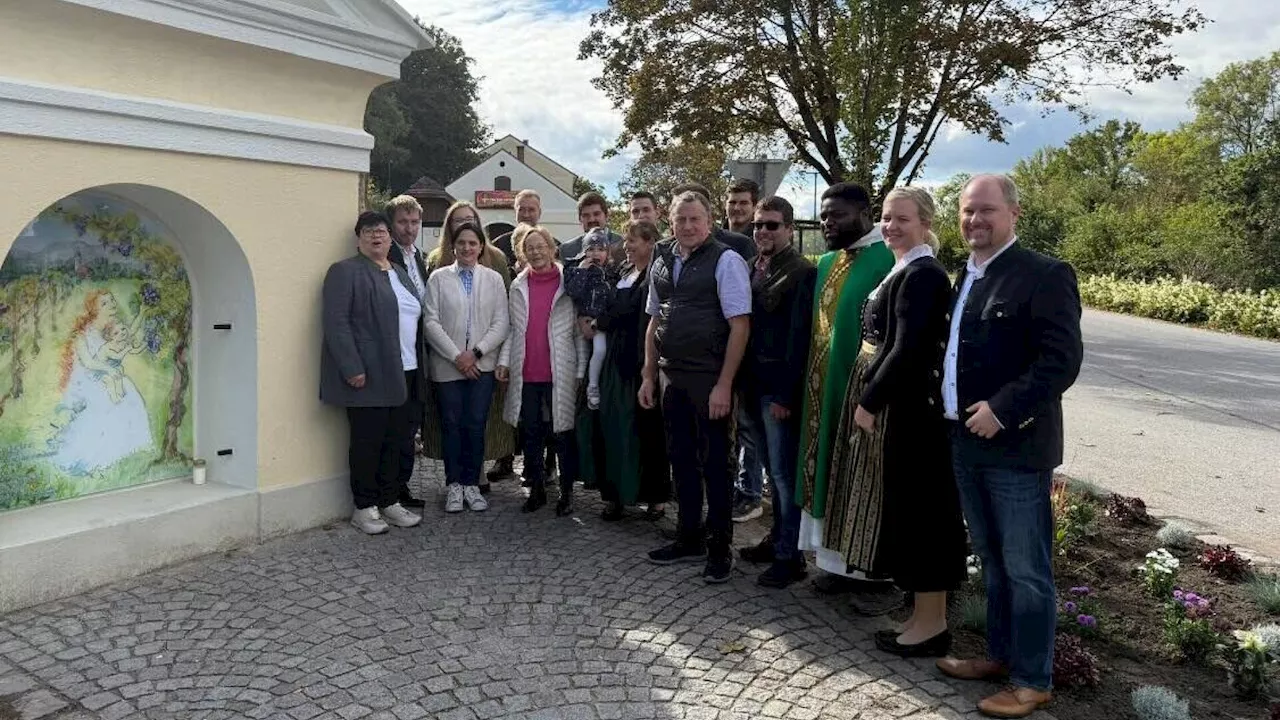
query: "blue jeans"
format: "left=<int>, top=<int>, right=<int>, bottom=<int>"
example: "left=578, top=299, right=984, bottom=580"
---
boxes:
left=436, top=373, right=495, bottom=487
left=744, top=397, right=802, bottom=561
left=734, top=404, right=764, bottom=503
left=951, top=430, right=1056, bottom=691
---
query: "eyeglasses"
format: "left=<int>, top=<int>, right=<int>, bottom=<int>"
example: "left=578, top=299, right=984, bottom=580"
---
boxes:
left=751, top=221, right=786, bottom=231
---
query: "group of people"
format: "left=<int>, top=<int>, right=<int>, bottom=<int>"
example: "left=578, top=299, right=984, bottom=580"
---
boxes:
left=320, top=173, right=1083, bottom=719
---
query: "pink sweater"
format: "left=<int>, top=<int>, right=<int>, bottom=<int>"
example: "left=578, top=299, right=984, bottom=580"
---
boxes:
left=523, top=267, right=560, bottom=382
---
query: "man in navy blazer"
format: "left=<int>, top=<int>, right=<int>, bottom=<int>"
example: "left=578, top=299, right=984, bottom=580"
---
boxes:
left=935, top=175, right=1083, bottom=719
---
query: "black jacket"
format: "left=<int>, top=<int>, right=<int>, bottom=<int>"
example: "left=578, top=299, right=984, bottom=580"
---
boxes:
left=388, top=242, right=428, bottom=291
left=950, top=244, right=1083, bottom=470
left=717, top=227, right=757, bottom=263
left=595, top=264, right=651, bottom=377
left=742, top=245, right=815, bottom=411
left=858, top=256, right=950, bottom=416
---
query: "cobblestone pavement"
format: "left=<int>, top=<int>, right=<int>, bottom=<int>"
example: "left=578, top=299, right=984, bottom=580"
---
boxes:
left=0, top=460, right=1055, bottom=720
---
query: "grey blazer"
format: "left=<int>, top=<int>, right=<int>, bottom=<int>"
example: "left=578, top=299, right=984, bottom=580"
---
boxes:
left=320, top=254, right=427, bottom=408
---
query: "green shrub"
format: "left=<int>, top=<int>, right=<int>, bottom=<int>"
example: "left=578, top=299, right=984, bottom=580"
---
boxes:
left=1080, top=275, right=1280, bottom=339
left=956, top=593, right=987, bottom=632
left=1247, top=573, right=1280, bottom=614
left=1155, top=521, right=1198, bottom=550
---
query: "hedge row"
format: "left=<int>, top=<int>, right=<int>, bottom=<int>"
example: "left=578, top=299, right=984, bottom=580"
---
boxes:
left=1078, top=275, right=1280, bottom=339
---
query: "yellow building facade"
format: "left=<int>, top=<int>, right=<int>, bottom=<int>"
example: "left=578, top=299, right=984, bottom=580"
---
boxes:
left=0, top=0, right=428, bottom=611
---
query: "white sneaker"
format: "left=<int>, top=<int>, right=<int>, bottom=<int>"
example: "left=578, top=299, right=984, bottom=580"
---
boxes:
left=445, top=484, right=464, bottom=513
left=380, top=502, right=421, bottom=528
left=586, top=384, right=601, bottom=410
left=463, top=485, right=488, bottom=511
left=350, top=507, right=389, bottom=535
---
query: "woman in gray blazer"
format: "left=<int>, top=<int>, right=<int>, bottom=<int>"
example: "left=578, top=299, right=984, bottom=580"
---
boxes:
left=424, top=223, right=510, bottom=513
left=321, top=211, right=428, bottom=535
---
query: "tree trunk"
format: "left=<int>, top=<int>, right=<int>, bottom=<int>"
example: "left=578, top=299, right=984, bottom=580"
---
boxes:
left=160, top=311, right=191, bottom=461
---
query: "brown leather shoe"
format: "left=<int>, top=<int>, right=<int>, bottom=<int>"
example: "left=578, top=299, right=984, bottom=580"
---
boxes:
left=936, top=657, right=1008, bottom=681
left=977, top=687, right=1052, bottom=718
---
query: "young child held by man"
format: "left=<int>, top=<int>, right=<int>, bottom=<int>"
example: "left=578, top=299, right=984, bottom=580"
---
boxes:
left=563, top=227, right=617, bottom=409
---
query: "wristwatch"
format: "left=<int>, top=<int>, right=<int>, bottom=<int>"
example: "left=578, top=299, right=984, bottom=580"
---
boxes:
left=473, top=347, right=484, bottom=360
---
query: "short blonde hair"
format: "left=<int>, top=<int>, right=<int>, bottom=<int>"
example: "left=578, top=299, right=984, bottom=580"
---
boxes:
left=384, top=194, right=422, bottom=222
left=513, top=223, right=556, bottom=265
left=883, top=186, right=940, bottom=252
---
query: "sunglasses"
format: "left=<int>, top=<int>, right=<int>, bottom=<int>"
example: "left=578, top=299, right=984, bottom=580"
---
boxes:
left=751, top=221, right=786, bottom=231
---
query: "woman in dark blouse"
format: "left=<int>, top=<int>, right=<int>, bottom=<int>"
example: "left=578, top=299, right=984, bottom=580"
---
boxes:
left=827, top=186, right=967, bottom=658
left=590, top=220, right=671, bottom=521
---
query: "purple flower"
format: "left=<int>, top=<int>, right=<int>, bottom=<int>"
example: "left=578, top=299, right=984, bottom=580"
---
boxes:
left=1063, top=601, right=1078, bottom=614
left=1069, top=586, right=1091, bottom=596
left=1173, top=589, right=1185, bottom=600
left=1077, top=615, right=1097, bottom=628
left=1184, top=592, right=1201, bottom=603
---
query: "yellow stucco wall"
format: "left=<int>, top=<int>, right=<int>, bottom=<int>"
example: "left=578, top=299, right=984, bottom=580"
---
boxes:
left=0, top=137, right=354, bottom=490
left=0, top=1, right=386, bottom=127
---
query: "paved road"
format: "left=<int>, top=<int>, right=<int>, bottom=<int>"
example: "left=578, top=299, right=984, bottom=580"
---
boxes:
left=0, top=461, right=1047, bottom=720
left=1062, top=310, right=1280, bottom=559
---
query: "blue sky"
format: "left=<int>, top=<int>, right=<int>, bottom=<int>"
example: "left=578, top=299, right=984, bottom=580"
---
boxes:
left=401, top=0, right=1280, bottom=216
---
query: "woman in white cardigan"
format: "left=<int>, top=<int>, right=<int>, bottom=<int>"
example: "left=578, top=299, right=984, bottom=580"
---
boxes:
left=424, top=223, right=510, bottom=513
left=496, top=224, right=587, bottom=515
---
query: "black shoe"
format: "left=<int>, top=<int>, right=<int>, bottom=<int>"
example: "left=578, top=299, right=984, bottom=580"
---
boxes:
left=601, top=504, right=624, bottom=522
left=555, top=498, right=573, bottom=517
left=487, top=458, right=516, bottom=482
left=397, top=494, right=426, bottom=510
left=703, top=556, right=734, bottom=584
left=522, top=488, right=547, bottom=512
left=757, top=559, right=808, bottom=588
left=874, top=630, right=952, bottom=658
left=478, top=482, right=491, bottom=496
left=812, top=573, right=859, bottom=595
left=738, top=537, right=776, bottom=564
left=647, top=542, right=707, bottom=565
left=850, top=586, right=906, bottom=617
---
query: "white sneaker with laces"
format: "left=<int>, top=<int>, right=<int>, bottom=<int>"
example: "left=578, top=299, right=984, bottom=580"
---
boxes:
left=350, top=506, right=389, bottom=535
left=463, top=485, right=488, bottom=511
left=586, top=384, right=601, bottom=410
left=445, top=483, right=465, bottom=513
left=380, top=502, right=421, bottom=528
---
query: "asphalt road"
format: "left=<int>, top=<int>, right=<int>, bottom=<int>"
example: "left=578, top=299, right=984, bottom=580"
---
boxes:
left=1062, top=310, right=1280, bottom=559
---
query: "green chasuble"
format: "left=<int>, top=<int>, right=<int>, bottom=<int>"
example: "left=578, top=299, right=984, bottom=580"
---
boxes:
left=796, top=239, right=893, bottom=519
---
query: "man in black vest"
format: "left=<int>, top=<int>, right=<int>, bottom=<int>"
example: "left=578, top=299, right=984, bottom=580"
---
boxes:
left=935, top=174, right=1083, bottom=719
left=640, top=191, right=752, bottom=584
left=734, top=196, right=816, bottom=588
left=385, top=195, right=429, bottom=509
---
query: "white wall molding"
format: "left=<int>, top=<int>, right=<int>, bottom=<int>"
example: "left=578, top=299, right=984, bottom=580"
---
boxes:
left=57, top=0, right=429, bottom=79
left=0, top=77, right=374, bottom=172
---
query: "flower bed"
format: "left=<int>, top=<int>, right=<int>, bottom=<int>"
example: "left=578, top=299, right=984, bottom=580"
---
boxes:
left=947, top=478, right=1280, bottom=720
left=1079, top=275, right=1280, bottom=339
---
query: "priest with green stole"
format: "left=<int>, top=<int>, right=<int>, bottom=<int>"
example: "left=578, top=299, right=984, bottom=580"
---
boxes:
left=795, top=182, right=900, bottom=614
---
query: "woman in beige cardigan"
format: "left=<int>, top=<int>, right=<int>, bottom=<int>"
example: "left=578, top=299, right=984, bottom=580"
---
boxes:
left=423, top=223, right=510, bottom=513
left=497, top=225, right=587, bottom=515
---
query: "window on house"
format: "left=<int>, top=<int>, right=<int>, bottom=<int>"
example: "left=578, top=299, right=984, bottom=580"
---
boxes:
left=494, top=176, right=512, bottom=191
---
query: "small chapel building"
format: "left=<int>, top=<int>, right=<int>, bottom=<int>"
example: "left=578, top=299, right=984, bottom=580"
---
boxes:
left=0, top=0, right=429, bottom=611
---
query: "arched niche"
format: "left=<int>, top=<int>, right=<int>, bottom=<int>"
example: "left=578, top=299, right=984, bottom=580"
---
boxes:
left=0, top=185, right=257, bottom=511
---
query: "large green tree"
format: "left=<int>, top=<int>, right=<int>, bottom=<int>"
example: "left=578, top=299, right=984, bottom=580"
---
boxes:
left=366, top=23, right=490, bottom=194
left=1191, top=51, right=1280, bottom=157
left=582, top=0, right=1203, bottom=203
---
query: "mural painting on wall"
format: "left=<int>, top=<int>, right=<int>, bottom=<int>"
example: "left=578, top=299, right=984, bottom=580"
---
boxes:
left=0, top=193, right=194, bottom=511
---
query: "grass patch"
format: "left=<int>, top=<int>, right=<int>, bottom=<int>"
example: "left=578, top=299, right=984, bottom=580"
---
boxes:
left=956, top=593, right=987, bottom=633
left=1246, top=573, right=1280, bottom=614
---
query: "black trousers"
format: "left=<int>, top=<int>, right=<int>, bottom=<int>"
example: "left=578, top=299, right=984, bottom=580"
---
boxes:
left=519, top=382, right=578, bottom=498
left=347, top=369, right=418, bottom=510
left=661, top=371, right=734, bottom=557
left=398, top=370, right=424, bottom=498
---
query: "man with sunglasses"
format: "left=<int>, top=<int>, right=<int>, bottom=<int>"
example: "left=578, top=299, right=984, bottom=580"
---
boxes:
left=735, top=197, right=817, bottom=587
